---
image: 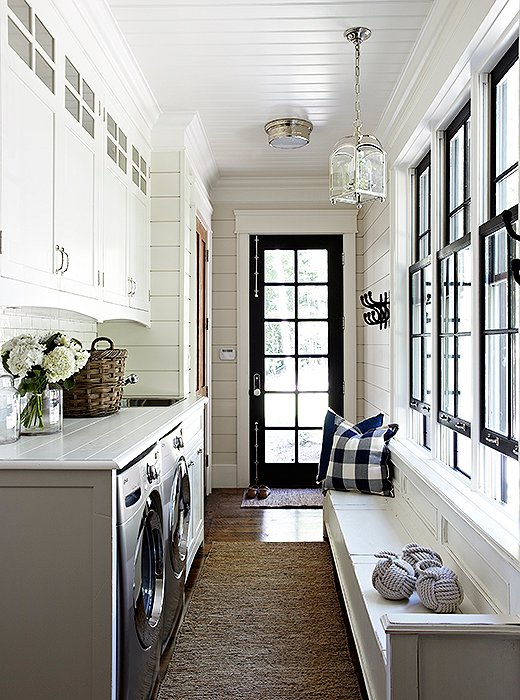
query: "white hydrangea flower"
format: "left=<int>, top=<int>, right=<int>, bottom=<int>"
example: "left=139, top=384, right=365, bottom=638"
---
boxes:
left=74, top=348, right=90, bottom=371
left=6, top=337, right=44, bottom=378
left=41, top=346, right=77, bottom=382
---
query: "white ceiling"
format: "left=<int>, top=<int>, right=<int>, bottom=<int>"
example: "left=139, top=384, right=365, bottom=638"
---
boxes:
left=107, top=0, right=435, bottom=180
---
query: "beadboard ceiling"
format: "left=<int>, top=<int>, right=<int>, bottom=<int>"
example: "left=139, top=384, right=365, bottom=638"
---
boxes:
left=107, top=0, right=435, bottom=181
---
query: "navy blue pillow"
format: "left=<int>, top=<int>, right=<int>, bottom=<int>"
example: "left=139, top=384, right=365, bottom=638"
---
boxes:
left=316, top=409, right=384, bottom=483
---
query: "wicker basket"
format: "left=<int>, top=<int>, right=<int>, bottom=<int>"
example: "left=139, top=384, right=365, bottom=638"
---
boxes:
left=63, top=337, right=128, bottom=417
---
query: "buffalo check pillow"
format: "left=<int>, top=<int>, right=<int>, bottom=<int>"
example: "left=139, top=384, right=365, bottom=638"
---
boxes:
left=323, top=421, right=398, bottom=497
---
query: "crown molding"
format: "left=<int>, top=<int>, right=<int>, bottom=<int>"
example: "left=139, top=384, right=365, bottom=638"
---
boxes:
left=52, top=0, right=160, bottom=132
left=234, top=208, right=358, bottom=235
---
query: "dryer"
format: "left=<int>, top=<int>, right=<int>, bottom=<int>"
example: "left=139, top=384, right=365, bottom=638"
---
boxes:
left=160, top=423, right=191, bottom=651
left=117, top=443, right=165, bottom=700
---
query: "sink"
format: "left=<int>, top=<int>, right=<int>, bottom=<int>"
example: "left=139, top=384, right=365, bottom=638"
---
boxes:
left=120, top=397, right=185, bottom=407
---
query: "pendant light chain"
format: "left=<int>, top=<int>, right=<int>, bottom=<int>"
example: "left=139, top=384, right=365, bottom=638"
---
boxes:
left=353, top=38, right=363, bottom=144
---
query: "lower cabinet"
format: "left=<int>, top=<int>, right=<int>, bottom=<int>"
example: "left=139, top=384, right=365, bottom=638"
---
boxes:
left=183, top=406, right=205, bottom=575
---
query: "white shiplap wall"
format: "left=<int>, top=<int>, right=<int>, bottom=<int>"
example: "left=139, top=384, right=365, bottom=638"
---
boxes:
left=356, top=197, right=391, bottom=422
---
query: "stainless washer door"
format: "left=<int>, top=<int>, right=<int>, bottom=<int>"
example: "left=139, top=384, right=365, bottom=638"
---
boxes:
left=133, top=494, right=165, bottom=649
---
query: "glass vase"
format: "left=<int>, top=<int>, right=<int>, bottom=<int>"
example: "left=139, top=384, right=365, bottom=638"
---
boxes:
left=20, top=384, right=63, bottom=435
left=0, top=374, right=20, bottom=444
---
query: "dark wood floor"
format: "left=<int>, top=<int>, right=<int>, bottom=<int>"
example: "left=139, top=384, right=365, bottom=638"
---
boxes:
left=156, top=488, right=367, bottom=699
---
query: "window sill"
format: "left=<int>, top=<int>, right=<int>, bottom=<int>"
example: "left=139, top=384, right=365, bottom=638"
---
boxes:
left=390, top=438, right=520, bottom=571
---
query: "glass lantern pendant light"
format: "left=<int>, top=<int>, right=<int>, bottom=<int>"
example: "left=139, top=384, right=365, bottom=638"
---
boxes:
left=330, top=27, right=387, bottom=207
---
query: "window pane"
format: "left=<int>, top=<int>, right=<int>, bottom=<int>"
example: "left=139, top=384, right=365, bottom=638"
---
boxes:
left=298, top=321, right=328, bottom=355
left=8, top=18, right=31, bottom=68
left=264, top=358, right=295, bottom=391
left=132, top=146, right=140, bottom=166
left=297, top=286, right=327, bottom=319
left=440, top=336, right=455, bottom=415
left=456, top=433, right=472, bottom=477
left=265, top=250, right=294, bottom=283
left=424, top=264, right=433, bottom=329
left=298, top=430, right=322, bottom=463
left=448, top=209, right=465, bottom=243
left=140, top=176, right=147, bottom=195
left=458, top=246, right=472, bottom=333
left=485, top=333, right=508, bottom=434
left=484, top=228, right=508, bottom=330
left=457, top=335, right=472, bottom=422
left=424, top=334, right=432, bottom=404
left=412, top=338, right=422, bottom=399
left=107, top=136, right=117, bottom=162
left=440, top=256, right=454, bottom=334
left=118, top=151, right=127, bottom=173
left=118, top=128, right=127, bottom=151
left=298, top=358, right=328, bottom=391
left=497, top=169, right=519, bottom=212
left=82, top=108, right=94, bottom=137
left=264, top=394, right=295, bottom=427
left=107, top=113, right=117, bottom=139
left=265, top=322, right=295, bottom=355
left=298, top=393, right=328, bottom=427
left=418, top=234, right=429, bottom=260
left=411, top=270, right=422, bottom=333
left=298, top=250, right=327, bottom=282
left=419, top=167, right=430, bottom=235
left=8, top=0, right=31, bottom=31
left=439, top=424, right=455, bottom=469
left=35, top=16, right=54, bottom=60
left=495, top=60, right=519, bottom=180
left=265, top=286, right=295, bottom=319
left=265, top=430, right=295, bottom=463
left=511, top=333, right=517, bottom=441
left=449, top=125, right=465, bottom=211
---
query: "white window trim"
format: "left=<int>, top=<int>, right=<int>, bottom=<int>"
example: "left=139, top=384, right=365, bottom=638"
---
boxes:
left=235, top=208, right=358, bottom=487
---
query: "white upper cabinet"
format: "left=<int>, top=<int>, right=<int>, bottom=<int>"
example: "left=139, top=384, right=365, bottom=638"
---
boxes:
left=0, top=0, right=157, bottom=323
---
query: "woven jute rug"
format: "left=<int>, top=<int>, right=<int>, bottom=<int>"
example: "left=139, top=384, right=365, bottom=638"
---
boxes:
left=158, top=542, right=363, bottom=700
left=240, top=487, right=324, bottom=508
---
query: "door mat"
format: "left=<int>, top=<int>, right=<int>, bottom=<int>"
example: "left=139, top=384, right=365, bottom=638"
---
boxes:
left=240, top=487, right=323, bottom=508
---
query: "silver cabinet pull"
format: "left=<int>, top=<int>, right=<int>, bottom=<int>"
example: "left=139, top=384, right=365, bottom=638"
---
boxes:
left=128, top=277, right=133, bottom=296
left=62, top=248, right=70, bottom=273
left=55, top=245, right=64, bottom=273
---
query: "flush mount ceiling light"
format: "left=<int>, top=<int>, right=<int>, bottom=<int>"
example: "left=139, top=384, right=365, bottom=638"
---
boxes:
left=330, top=27, right=387, bottom=207
left=264, top=118, right=313, bottom=149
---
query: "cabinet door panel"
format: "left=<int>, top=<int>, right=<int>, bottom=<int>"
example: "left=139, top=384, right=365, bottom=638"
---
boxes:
left=2, top=68, right=55, bottom=286
left=128, top=192, right=149, bottom=311
left=55, top=126, right=97, bottom=297
left=102, top=168, right=128, bottom=306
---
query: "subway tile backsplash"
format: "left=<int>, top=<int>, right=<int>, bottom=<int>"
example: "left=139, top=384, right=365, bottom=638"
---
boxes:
left=0, top=307, right=98, bottom=350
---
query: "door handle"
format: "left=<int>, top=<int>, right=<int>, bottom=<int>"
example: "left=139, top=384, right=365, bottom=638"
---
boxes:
left=252, top=373, right=261, bottom=397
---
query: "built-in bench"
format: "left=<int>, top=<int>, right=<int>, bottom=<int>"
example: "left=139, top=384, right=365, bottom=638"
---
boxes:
left=324, top=481, right=520, bottom=700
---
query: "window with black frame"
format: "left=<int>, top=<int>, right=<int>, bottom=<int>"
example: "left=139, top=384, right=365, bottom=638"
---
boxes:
left=410, top=152, right=432, bottom=448
left=479, top=40, right=518, bottom=504
left=438, top=102, right=472, bottom=475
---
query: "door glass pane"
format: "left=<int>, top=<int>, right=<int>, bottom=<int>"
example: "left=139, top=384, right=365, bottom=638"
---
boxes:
left=440, top=256, right=454, bottom=334
left=485, top=228, right=508, bottom=330
left=457, top=335, right=472, bottom=422
left=485, top=333, right=508, bottom=434
left=298, top=393, right=328, bottom=427
left=264, top=358, right=295, bottom=391
left=298, top=321, right=328, bottom=354
left=265, top=250, right=294, bottom=283
left=298, top=286, right=327, bottom=318
left=298, top=358, right=328, bottom=391
left=298, top=430, right=322, bottom=463
left=297, top=250, right=327, bottom=282
left=265, top=286, right=295, bottom=319
left=264, top=394, right=295, bottom=426
left=265, top=430, right=295, bottom=463
left=458, top=246, right=472, bottom=333
left=265, top=322, right=295, bottom=355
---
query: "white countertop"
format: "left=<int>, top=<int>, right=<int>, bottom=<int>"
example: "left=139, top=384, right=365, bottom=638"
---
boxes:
left=0, top=395, right=206, bottom=470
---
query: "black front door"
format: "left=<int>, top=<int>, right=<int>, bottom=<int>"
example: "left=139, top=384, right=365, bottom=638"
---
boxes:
left=249, top=234, right=344, bottom=486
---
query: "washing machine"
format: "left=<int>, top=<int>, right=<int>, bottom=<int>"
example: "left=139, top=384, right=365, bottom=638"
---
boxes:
left=160, top=423, right=191, bottom=651
left=117, top=443, right=165, bottom=700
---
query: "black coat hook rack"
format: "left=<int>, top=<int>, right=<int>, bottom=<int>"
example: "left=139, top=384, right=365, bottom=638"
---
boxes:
left=360, top=290, right=390, bottom=330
